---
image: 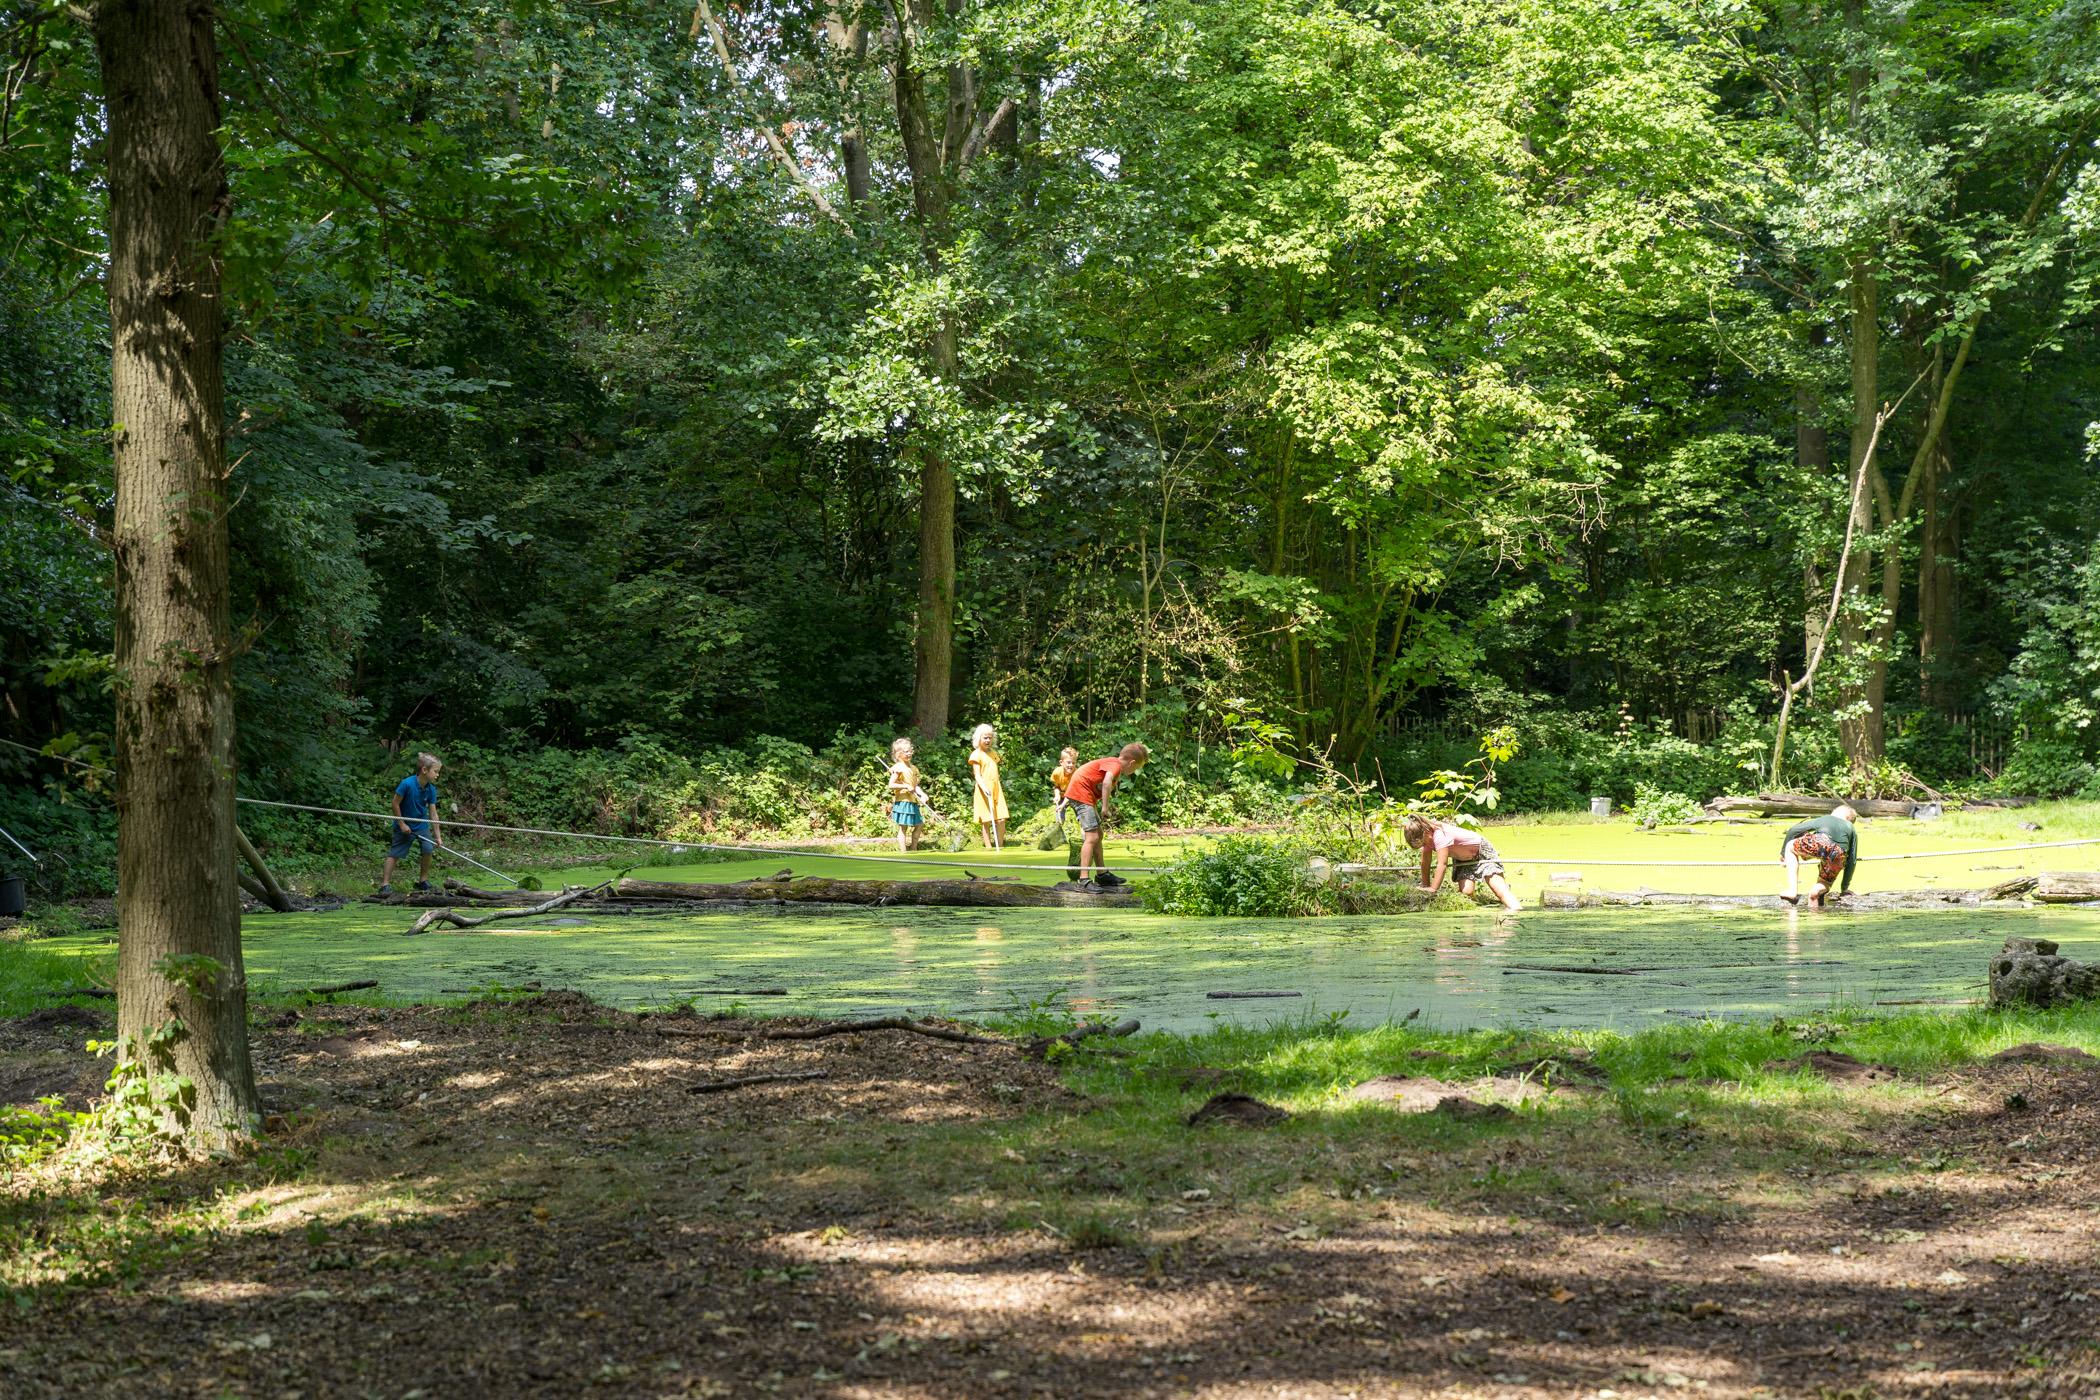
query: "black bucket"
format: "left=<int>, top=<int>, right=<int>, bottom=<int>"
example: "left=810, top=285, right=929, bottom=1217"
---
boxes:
left=0, top=875, right=25, bottom=917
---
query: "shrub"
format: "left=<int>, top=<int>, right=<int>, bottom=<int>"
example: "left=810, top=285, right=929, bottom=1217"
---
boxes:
left=1628, top=784, right=1702, bottom=828
left=1994, top=738, right=2097, bottom=799
left=1139, top=835, right=1323, bottom=918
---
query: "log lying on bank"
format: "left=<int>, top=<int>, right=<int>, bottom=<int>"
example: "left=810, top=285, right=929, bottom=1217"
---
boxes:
left=1988, top=936, right=2100, bottom=1009
left=1703, top=793, right=1918, bottom=818
left=2034, top=871, right=2100, bottom=904
left=612, top=875, right=1139, bottom=908
left=1537, top=886, right=2034, bottom=911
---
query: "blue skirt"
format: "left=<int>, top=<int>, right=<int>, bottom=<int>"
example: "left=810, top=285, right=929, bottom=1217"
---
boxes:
left=891, top=800, right=923, bottom=827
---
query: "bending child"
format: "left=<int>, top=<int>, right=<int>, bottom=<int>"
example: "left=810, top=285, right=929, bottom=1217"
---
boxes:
left=886, top=738, right=935, bottom=852
left=1063, top=743, right=1149, bottom=888
left=1780, top=805, right=1858, bottom=909
left=1403, top=815, right=1522, bottom=912
left=968, top=723, right=1010, bottom=850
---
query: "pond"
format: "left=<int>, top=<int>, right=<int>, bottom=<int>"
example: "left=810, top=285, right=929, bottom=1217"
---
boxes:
left=47, top=902, right=2100, bottom=1032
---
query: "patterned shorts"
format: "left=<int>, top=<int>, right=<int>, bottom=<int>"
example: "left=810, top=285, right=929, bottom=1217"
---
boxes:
left=1791, top=832, right=1845, bottom=886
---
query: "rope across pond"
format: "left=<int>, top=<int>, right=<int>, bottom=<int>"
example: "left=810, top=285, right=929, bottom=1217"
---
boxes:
left=6, top=736, right=2094, bottom=878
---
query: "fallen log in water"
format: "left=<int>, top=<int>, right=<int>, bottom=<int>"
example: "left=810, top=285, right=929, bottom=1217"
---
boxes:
left=1988, top=936, right=2100, bottom=1009
left=1537, top=886, right=2015, bottom=911
left=405, top=883, right=610, bottom=935
left=2034, top=871, right=2100, bottom=904
left=613, top=874, right=1138, bottom=908
left=1703, top=793, right=1917, bottom=818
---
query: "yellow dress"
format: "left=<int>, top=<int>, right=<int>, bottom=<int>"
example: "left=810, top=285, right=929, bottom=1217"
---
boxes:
left=969, top=749, right=1009, bottom=821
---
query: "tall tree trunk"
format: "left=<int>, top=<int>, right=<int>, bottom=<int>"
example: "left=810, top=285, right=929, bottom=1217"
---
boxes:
left=95, top=0, right=259, bottom=1153
left=890, top=1, right=964, bottom=735
left=1919, top=441, right=1957, bottom=709
left=912, top=439, right=957, bottom=736
left=822, top=11, right=871, bottom=204
left=1796, top=362, right=1830, bottom=667
left=1836, top=264, right=1881, bottom=775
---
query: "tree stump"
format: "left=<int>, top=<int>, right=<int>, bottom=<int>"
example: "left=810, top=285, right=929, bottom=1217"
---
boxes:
left=1988, top=936, right=2100, bottom=1010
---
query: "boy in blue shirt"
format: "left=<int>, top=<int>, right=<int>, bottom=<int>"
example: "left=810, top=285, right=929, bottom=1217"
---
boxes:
left=380, top=752, right=445, bottom=894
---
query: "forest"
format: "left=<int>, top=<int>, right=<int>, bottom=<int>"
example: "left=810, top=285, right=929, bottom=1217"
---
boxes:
left=3, top=6, right=2100, bottom=1395
left=7, top=0, right=2100, bottom=881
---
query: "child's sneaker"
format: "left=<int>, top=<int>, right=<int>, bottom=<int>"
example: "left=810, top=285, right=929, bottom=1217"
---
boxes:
left=377, top=883, right=394, bottom=896
left=1094, top=870, right=1127, bottom=888
left=414, top=880, right=433, bottom=892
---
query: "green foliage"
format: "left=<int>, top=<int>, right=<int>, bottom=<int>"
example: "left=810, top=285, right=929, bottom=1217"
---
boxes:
left=0, top=1096, right=81, bottom=1176
left=1628, top=785, right=1702, bottom=829
left=80, top=1024, right=198, bottom=1162
left=1139, top=836, right=1323, bottom=919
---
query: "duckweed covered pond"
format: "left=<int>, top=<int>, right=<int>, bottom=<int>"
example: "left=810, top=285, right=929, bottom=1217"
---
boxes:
left=42, top=902, right=2100, bottom=1031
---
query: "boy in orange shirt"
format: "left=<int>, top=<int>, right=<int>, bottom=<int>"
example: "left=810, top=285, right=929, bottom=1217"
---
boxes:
left=1062, top=743, right=1149, bottom=887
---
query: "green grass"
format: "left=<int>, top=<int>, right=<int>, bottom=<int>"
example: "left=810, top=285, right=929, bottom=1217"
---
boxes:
left=0, top=922, right=111, bottom=1018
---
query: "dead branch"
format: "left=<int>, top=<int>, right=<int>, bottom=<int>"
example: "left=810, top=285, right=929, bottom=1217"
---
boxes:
left=690, top=0, right=854, bottom=235
left=686, top=1069, right=831, bottom=1093
left=657, top=1016, right=1001, bottom=1046
left=292, top=979, right=380, bottom=997
left=404, top=883, right=607, bottom=935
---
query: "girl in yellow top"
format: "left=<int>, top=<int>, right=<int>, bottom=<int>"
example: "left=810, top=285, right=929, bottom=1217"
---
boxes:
left=968, top=723, right=1009, bottom=849
left=1049, top=746, right=1079, bottom=821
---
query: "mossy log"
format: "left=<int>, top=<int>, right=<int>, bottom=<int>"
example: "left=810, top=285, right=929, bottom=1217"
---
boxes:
left=613, top=875, right=1138, bottom=908
left=2034, top=871, right=2100, bottom=904
left=1703, top=793, right=1917, bottom=818
left=1538, top=887, right=2000, bottom=911
left=1989, top=936, right=2100, bottom=1009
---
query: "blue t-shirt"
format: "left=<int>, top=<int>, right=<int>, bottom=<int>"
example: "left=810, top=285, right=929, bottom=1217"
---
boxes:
left=395, top=776, right=438, bottom=834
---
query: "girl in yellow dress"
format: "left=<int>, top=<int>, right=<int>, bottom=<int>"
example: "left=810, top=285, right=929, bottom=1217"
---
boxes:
left=968, top=723, right=1009, bottom=849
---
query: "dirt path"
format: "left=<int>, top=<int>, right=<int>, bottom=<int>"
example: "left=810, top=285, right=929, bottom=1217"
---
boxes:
left=1, top=994, right=2095, bottom=1398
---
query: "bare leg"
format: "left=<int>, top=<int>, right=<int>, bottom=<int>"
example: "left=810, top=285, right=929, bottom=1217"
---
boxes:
left=1484, top=872, right=1522, bottom=912
left=1809, top=880, right=1830, bottom=911
left=993, top=819, right=1006, bottom=850
left=382, top=855, right=398, bottom=888
left=1080, top=829, right=1105, bottom=880
left=1781, top=850, right=1801, bottom=903
left=895, top=823, right=907, bottom=853
left=417, top=845, right=433, bottom=885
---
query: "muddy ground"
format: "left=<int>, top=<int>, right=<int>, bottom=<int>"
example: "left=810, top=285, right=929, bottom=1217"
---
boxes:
left=0, top=993, right=2095, bottom=1399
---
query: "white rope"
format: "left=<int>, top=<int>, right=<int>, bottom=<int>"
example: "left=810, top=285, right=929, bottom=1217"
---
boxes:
left=1351, top=835, right=2100, bottom=871
left=232, top=795, right=1172, bottom=872
left=8, top=737, right=2090, bottom=874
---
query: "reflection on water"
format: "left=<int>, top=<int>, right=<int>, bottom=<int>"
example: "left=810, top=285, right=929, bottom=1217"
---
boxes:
left=229, top=904, right=2100, bottom=1032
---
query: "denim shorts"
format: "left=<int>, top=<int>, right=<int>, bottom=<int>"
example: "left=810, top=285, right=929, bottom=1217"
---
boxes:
left=388, top=828, right=435, bottom=859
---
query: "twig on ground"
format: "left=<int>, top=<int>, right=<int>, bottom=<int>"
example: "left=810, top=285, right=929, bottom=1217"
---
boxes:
left=293, top=980, right=379, bottom=997
left=656, top=1016, right=1001, bottom=1046
left=685, top=1069, right=830, bottom=1094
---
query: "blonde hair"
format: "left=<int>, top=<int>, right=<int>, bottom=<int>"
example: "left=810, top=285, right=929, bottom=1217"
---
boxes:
left=971, top=723, right=997, bottom=750
left=417, top=752, right=442, bottom=775
left=1833, top=803, right=1859, bottom=822
left=1057, top=746, right=1079, bottom=769
left=890, top=737, right=914, bottom=761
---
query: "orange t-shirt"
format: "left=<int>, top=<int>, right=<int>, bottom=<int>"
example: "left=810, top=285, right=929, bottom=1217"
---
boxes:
left=1064, top=757, right=1121, bottom=807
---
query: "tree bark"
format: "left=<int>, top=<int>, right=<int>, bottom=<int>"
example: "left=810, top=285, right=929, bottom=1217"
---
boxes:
left=1918, top=439, right=1958, bottom=709
left=1836, top=264, right=1881, bottom=774
left=95, top=0, right=259, bottom=1153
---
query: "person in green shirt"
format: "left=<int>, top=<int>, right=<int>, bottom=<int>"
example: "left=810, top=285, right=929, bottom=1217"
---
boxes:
left=1780, top=806, right=1859, bottom=909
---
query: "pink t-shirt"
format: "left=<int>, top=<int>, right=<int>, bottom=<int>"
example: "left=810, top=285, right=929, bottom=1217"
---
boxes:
left=1431, top=822, right=1480, bottom=854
